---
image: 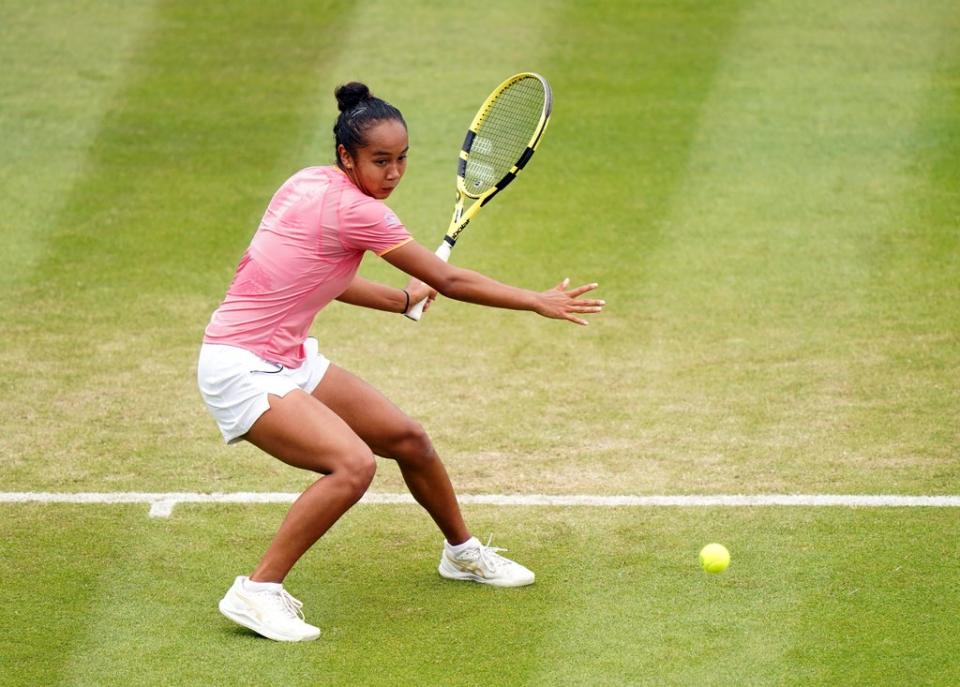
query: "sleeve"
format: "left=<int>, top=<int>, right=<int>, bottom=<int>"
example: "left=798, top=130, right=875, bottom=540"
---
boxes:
left=340, top=197, right=413, bottom=256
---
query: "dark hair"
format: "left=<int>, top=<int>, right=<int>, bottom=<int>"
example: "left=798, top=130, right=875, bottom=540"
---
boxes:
left=333, top=82, right=406, bottom=166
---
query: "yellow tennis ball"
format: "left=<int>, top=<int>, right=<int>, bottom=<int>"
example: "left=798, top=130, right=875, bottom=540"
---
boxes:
left=699, top=543, right=730, bottom=573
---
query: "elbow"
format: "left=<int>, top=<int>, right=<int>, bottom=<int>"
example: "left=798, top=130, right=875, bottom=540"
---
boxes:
left=432, top=269, right=467, bottom=300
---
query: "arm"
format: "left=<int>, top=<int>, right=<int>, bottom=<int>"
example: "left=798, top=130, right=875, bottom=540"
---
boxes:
left=381, top=241, right=604, bottom=325
left=335, top=275, right=422, bottom=314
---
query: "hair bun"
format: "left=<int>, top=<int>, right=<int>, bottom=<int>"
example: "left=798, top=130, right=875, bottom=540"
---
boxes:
left=335, top=82, right=372, bottom=112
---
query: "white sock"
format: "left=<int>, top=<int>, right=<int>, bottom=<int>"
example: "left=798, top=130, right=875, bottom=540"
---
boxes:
left=243, top=577, right=283, bottom=593
left=445, top=536, right=480, bottom=556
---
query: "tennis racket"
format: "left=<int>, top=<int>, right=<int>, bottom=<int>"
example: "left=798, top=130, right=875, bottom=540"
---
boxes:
left=405, top=72, right=553, bottom=320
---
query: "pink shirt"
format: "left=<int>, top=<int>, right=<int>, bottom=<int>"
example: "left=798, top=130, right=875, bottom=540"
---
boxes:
left=203, top=166, right=412, bottom=366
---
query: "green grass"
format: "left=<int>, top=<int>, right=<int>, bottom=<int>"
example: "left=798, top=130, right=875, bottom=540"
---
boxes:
left=3, top=505, right=958, bottom=686
left=1, top=0, right=959, bottom=684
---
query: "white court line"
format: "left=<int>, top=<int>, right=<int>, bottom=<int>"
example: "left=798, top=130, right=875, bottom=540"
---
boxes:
left=1, top=492, right=959, bottom=518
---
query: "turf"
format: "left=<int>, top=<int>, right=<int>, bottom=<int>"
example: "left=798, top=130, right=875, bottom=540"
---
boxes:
left=2, top=505, right=958, bottom=686
left=1, top=0, right=958, bottom=684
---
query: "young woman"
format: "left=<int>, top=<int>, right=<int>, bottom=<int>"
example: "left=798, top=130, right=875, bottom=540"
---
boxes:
left=198, top=82, right=604, bottom=642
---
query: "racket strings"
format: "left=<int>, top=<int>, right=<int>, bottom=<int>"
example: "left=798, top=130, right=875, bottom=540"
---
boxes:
left=464, top=77, right=546, bottom=194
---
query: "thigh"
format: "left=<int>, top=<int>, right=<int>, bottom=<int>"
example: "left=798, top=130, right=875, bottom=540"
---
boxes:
left=310, top=365, right=419, bottom=458
left=243, top=389, right=371, bottom=473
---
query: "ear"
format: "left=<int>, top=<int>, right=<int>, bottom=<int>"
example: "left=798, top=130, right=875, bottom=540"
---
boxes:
left=337, top=143, right=354, bottom=169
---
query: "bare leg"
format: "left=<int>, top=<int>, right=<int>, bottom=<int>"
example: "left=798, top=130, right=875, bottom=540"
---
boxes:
left=312, top=365, right=471, bottom=545
left=242, top=390, right=377, bottom=583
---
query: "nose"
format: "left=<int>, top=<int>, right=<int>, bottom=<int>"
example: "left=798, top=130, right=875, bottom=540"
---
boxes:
left=386, top=163, right=401, bottom=180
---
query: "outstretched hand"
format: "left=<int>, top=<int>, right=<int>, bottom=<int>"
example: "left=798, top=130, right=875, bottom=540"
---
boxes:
left=536, top=278, right=604, bottom=325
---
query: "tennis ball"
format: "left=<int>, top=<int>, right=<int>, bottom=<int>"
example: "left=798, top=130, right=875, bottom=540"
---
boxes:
left=699, top=543, right=730, bottom=573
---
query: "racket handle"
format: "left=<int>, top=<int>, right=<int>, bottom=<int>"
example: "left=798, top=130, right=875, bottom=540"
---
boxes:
left=404, top=240, right=453, bottom=321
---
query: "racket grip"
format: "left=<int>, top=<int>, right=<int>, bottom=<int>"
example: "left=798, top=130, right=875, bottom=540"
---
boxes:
left=404, top=240, right=453, bottom=321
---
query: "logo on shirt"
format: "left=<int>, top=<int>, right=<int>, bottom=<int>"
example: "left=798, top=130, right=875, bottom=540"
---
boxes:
left=383, top=210, right=402, bottom=229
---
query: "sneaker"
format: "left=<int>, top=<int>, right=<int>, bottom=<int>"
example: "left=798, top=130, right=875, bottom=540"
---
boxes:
left=438, top=536, right=535, bottom=587
left=218, top=576, right=321, bottom=642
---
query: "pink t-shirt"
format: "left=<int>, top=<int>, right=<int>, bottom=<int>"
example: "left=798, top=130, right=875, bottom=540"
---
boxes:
left=203, top=166, right=412, bottom=366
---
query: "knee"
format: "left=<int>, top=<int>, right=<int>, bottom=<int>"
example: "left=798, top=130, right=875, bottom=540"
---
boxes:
left=341, top=449, right=377, bottom=496
left=391, top=420, right=436, bottom=465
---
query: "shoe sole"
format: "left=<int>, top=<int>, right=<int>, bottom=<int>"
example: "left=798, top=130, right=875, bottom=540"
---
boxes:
left=218, top=599, right=320, bottom=642
left=437, top=561, right=535, bottom=588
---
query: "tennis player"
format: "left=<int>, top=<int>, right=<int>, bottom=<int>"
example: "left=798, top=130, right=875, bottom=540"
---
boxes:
left=198, top=82, right=604, bottom=642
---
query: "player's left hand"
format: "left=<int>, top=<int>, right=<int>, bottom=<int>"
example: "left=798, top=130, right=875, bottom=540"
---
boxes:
left=536, top=278, right=604, bottom=325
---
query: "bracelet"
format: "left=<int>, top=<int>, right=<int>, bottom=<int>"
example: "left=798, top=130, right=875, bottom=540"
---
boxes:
left=401, top=289, right=410, bottom=314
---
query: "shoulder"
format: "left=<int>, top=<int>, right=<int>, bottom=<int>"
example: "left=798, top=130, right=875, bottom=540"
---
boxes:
left=272, top=165, right=344, bottom=189
left=283, top=165, right=339, bottom=186
left=341, top=188, right=402, bottom=229
left=337, top=193, right=409, bottom=252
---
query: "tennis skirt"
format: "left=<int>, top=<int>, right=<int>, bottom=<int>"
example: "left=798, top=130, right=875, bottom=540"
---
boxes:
left=197, top=338, right=331, bottom=444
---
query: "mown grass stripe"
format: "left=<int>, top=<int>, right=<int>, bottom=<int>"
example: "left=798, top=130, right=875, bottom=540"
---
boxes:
left=613, top=0, right=960, bottom=495
left=0, top=1, right=158, bottom=286
left=0, top=0, right=356, bottom=488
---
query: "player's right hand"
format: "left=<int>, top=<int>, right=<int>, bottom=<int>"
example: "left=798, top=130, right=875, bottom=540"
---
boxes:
left=404, top=278, right=438, bottom=314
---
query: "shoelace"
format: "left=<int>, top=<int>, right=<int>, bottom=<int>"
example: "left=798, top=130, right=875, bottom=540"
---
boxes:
left=267, top=588, right=306, bottom=621
left=474, top=535, right=510, bottom=571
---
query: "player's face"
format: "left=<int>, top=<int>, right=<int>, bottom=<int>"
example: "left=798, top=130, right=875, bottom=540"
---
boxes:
left=340, top=119, right=408, bottom=199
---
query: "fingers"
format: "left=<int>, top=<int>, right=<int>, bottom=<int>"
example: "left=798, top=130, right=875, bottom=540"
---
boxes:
left=405, top=277, right=437, bottom=298
left=540, top=278, right=604, bottom=325
left=570, top=288, right=603, bottom=323
left=568, top=302, right=605, bottom=313
left=558, top=296, right=603, bottom=326
left=408, top=283, right=437, bottom=305
left=566, top=281, right=605, bottom=313
left=561, top=303, right=602, bottom=326
left=565, top=282, right=600, bottom=298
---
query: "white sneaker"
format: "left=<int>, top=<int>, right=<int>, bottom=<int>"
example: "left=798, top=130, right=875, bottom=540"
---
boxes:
left=218, top=576, right=321, bottom=642
left=438, top=536, right=535, bottom=587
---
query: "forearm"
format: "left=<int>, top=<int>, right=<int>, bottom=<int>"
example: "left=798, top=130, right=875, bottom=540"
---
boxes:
left=335, top=276, right=408, bottom=313
left=383, top=242, right=543, bottom=313
left=439, top=268, right=541, bottom=313
left=381, top=241, right=603, bottom=325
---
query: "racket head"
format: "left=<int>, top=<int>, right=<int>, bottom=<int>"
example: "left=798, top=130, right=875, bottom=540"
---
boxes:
left=457, top=73, right=552, bottom=201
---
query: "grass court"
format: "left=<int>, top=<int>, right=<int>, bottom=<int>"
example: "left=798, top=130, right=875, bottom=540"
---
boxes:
left=1, top=1, right=958, bottom=684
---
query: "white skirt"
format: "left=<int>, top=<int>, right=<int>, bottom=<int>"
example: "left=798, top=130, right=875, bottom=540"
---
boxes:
left=197, top=337, right=331, bottom=443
